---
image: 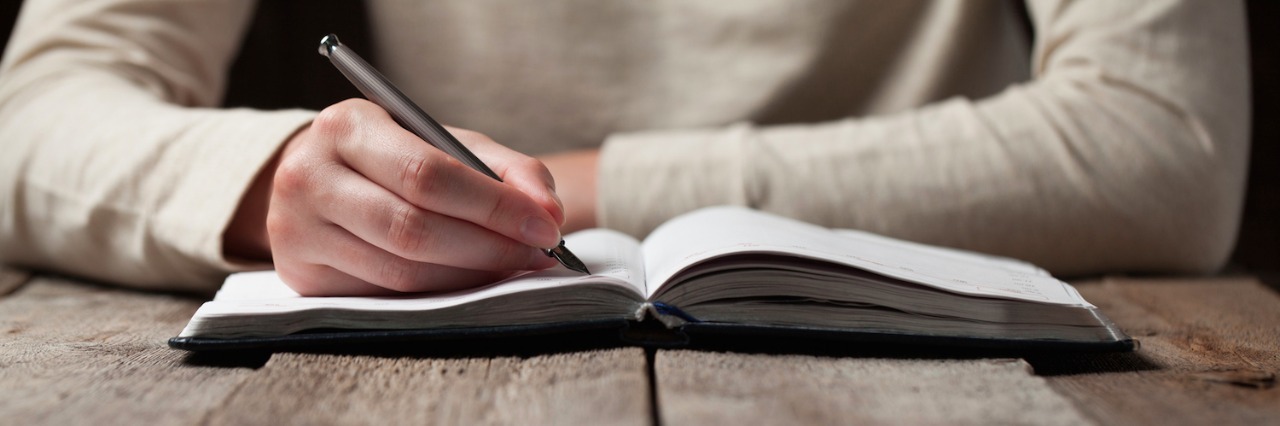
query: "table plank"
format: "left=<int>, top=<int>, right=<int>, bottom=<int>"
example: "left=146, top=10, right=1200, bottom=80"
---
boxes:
left=0, top=276, right=261, bottom=424
left=209, top=348, right=651, bottom=425
left=1040, top=276, right=1280, bottom=425
left=655, top=350, right=1092, bottom=425
left=0, top=276, right=653, bottom=425
left=5, top=272, right=1276, bottom=425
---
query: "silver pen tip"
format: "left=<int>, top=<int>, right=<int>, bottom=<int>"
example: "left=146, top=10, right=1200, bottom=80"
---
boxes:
left=546, top=241, right=590, bottom=274
left=318, top=34, right=340, bottom=57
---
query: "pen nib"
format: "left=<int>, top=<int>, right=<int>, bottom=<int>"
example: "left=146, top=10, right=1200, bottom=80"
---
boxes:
left=545, top=241, right=590, bottom=274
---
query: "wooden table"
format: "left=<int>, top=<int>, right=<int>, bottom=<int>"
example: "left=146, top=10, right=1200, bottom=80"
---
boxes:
left=1, top=267, right=1277, bottom=425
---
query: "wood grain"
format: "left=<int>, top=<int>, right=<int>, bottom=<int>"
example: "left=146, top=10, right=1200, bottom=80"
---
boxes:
left=0, top=276, right=259, bottom=424
left=0, top=276, right=652, bottom=425
left=3, top=273, right=1277, bottom=425
left=1039, top=276, right=1280, bottom=425
left=208, top=348, right=650, bottom=425
left=655, top=350, right=1092, bottom=425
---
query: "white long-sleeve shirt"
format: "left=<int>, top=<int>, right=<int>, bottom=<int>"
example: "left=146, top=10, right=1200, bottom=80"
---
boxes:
left=0, top=0, right=1250, bottom=292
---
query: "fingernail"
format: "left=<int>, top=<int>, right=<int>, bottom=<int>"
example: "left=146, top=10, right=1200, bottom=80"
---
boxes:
left=521, top=216, right=561, bottom=248
left=547, top=186, right=565, bottom=224
left=548, top=186, right=564, bottom=212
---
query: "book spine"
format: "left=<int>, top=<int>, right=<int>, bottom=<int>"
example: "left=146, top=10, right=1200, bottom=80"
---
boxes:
left=640, top=302, right=701, bottom=328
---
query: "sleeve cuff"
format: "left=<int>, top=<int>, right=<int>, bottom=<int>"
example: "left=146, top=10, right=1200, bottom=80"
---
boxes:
left=152, top=108, right=315, bottom=287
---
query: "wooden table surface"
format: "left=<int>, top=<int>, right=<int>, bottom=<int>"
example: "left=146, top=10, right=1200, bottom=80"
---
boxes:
left=1, top=266, right=1277, bottom=425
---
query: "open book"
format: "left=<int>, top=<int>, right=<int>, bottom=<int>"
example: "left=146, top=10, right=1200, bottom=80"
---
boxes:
left=170, top=206, right=1133, bottom=352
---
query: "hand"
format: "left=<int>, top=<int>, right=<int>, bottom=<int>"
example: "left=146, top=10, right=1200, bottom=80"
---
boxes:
left=226, top=99, right=564, bottom=296
left=538, top=149, right=600, bottom=233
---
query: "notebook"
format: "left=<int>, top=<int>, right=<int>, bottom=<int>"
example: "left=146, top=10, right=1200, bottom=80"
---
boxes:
left=170, top=206, right=1133, bottom=352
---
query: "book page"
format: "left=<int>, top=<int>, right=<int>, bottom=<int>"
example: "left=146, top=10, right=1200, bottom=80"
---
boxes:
left=181, top=229, right=646, bottom=337
left=640, top=206, right=1088, bottom=306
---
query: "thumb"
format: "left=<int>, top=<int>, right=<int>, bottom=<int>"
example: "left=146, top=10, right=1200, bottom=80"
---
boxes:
left=502, top=161, right=566, bottom=227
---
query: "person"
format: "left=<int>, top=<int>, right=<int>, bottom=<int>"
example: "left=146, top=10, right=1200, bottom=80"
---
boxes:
left=0, top=0, right=1250, bottom=296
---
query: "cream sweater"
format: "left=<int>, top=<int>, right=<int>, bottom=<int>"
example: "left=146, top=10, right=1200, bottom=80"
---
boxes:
left=0, top=0, right=1250, bottom=291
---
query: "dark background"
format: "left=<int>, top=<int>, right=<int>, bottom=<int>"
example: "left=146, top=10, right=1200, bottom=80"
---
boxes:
left=0, top=1, right=1275, bottom=279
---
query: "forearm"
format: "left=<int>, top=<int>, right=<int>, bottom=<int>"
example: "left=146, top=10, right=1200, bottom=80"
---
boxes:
left=599, top=0, right=1249, bottom=276
left=0, top=0, right=324, bottom=291
left=0, top=72, right=314, bottom=290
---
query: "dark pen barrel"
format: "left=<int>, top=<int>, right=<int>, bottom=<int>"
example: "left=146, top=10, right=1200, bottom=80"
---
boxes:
left=320, top=34, right=502, bottom=181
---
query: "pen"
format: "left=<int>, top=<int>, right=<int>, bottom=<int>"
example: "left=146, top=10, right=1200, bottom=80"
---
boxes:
left=318, top=34, right=590, bottom=275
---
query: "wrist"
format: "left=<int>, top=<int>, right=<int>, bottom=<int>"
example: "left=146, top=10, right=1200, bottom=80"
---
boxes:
left=222, top=156, right=276, bottom=261
left=223, top=126, right=307, bottom=261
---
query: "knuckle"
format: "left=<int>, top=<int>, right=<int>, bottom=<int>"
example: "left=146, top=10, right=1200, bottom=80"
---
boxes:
left=519, top=157, right=548, bottom=174
left=264, top=210, right=306, bottom=251
left=386, top=205, right=434, bottom=255
left=272, top=158, right=310, bottom=198
left=399, top=152, right=455, bottom=199
left=265, top=210, right=291, bottom=239
left=311, top=101, right=361, bottom=140
left=397, top=152, right=425, bottom=192
left=518, top=157, right=553, bottom=182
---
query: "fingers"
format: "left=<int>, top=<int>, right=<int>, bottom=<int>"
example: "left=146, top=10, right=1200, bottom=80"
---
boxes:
left=269, top=198, right=518, bottom=295
left=269, top=99, right=570, bottom=296
left=282, top=222, right=512, bottom=295
left=276, top=263, right=395, bottom=297
left=282, top=223, right=514, bottom=294
left=316, top=100, right=564, bottom=248
left=311, top=165, right=558, bottom=271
